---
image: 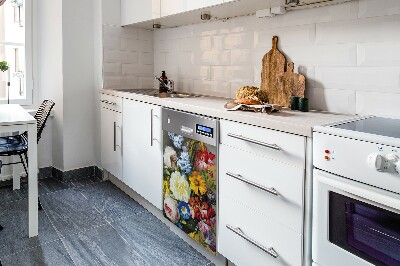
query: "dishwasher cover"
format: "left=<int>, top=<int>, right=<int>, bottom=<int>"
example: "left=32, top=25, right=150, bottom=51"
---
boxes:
left=163, top=131, right=217, bottom=254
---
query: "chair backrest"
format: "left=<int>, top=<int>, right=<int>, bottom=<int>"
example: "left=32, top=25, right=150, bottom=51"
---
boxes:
left=35, top=100, right=55, bottom=143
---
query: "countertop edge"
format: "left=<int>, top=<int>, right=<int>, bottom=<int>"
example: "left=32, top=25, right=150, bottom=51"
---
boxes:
left=100, top=89, right=358, bottom=138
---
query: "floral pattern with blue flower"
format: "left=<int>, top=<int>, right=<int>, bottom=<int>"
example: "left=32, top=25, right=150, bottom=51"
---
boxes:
left=177, top=151, right=192, bottom=175
left=178, top=201, right=191, bottom=220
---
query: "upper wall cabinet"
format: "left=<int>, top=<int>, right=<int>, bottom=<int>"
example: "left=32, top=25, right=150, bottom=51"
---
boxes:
left=121, top=0, right=161, bottom=26
left=161, top=0, right=223, bottom=17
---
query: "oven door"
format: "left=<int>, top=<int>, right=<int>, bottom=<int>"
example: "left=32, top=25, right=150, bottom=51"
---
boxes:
left=313, top=169, right=400, bottom=266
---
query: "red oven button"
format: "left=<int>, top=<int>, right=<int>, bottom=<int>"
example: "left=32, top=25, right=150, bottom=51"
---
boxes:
left=325, top=150, right=330, bottom=154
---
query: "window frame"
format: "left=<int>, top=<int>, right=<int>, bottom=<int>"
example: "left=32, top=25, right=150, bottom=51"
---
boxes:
left=0, top=0, right=33, bottom=105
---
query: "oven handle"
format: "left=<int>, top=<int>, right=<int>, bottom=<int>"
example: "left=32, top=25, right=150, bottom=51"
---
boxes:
left=316, top=170, right=400, bottom=211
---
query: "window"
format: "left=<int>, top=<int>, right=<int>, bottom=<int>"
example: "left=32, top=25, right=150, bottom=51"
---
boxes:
left=0, top=0, right=32, bottom=105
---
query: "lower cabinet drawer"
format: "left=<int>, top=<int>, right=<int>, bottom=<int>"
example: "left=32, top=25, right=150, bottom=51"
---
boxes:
left=218, top=194, right=303, bottom=266
left=219, top=144, right=304, bottom=233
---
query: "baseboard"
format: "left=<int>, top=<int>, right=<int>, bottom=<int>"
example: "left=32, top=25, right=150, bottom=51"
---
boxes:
left=52, top=166, right=103, bottom=182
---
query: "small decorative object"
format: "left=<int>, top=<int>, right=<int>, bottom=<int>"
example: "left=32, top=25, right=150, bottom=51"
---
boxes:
left=298, top=97, right=309, bottom=112
left=290, top=96, right=299, bottom=110
left=0, top=61, right=9, bottom=72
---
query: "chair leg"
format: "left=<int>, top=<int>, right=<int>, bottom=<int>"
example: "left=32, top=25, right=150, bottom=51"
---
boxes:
left=0, top=224, right=3, bottom=230
left=19, top=154, right=28, bottom=178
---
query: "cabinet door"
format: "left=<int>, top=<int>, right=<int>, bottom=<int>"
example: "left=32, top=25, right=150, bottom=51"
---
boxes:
left=101, top=107, right=123, bottom=180
left=187, top=0, right=223, bottom=10
left=123, top=100, right=163, bottom=209
left=121, top=0, right=161, bottom=26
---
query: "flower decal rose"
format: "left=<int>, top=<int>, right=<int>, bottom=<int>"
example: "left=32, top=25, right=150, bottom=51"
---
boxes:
left=164, top=196, right=180, bottom=223
left=163, top=131, right=217, bottom=255
left=169, top=171, right=190, bottom=202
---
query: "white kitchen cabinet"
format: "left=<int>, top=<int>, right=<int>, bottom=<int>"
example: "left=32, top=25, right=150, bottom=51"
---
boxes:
left=161, top=0, right=222, bottom=17
left=121, top=0, right=161, bottom=26
left=122, top=99, right=163, bottom=210
left=218, top=120, right=306, bottom=266
left=101, top=106, right=123, bottom=181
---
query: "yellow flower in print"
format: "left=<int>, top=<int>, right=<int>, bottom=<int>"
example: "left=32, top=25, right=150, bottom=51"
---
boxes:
left=163, top=180, right=170, bottom=195
left=189, top=171, right=207, bottom=195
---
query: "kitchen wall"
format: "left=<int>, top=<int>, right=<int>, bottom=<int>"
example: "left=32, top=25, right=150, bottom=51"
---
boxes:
left=37, top=0, right=97, bottom=172
left=153, top=0, right=400, bottom=118
left=102, top=10, right=154, bottom=90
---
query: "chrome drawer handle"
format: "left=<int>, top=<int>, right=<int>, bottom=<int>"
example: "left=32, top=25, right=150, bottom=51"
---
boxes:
left=226, top=224, right=278, bottom=259
left=226, top=172, right=279, bottom=196
left=227, top=133, right=281, bottom=151
left=101, top=100, right=117, bottom=106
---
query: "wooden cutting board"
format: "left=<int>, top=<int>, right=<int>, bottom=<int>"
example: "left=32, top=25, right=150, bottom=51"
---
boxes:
left=260, top=36, right=286, bottom=105
left=279, top=62, right=306, bottom=107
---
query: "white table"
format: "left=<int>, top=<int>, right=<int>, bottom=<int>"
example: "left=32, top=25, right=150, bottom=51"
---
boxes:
left=0, top=104, right=38, bottom=237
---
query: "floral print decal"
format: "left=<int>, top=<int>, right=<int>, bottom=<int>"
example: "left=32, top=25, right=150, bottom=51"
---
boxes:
left=163, top=132, right=217, bottom=255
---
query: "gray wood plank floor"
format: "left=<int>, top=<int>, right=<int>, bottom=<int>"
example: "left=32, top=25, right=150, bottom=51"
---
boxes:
left=0, top=177, right=213, bottom=266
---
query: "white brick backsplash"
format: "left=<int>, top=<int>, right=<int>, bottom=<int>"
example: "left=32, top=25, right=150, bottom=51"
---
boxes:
left=122, top=64, right=154, bottom=76
left=358, top=0, right=400, bottom=18
left=194, top=50, right=231, bottom=65
left=179, top=66, right=210, bottom=80
left=224, top=33, right=253, bottom=50
left=121, top=39, right=153, bottom=52
left=211, top=66, right=253, bottom=81
left=103, top=63, right=122, bottom=76
left=100, top=1, right=400, bottom=118
left=103, top=36, right=121, bottom=50
left=140, top=52, right=154, bottom=65
left=176, top=79, right=194, bottom=93
left=283, top=44, right=357, bottom=67
left=193, top=80, right=230, bottom=97
left=356, top=91, right=400, bottom=118
left=231, top=49, right=253, bottom=66
left=306, top=87, right=356, bottom=114
left=254, top=24, right=316, bottom=48
left=104, top=50, right=138, bottom=64
left=316, top=16, right=400, bottom=45
left=357, top=42, right=400, bottom=66
left=315, top=67, right=400, bottom=93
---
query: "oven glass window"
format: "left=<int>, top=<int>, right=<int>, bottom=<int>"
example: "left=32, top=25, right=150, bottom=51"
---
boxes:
left=329, top=191, right=400, bottom=266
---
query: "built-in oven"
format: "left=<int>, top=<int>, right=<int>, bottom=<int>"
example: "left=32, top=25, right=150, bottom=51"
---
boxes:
left=313, top=169, right=400, bottom=266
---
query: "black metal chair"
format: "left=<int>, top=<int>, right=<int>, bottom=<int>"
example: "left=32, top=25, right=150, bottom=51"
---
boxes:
left=0, top=99, right=55, bottom=210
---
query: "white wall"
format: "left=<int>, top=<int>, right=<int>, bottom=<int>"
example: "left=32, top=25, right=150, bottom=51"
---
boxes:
left=37, top=0, right=97, bottom=171
left=37, top=0, right=64, bottom=169
left=153, top=0, right=400, bottom=118
left=62, top=0, right=96, bottom=171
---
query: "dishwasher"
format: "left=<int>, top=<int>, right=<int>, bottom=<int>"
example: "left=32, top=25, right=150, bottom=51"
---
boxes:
left=162, top=108, right=219, bottom=255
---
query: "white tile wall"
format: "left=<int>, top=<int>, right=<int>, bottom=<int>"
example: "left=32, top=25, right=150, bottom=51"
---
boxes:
left=152, top=0, right=400, bottom=117
left=102, top=25, right=154, bottom=89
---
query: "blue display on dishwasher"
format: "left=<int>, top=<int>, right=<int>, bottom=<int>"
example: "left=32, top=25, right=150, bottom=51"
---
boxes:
left=196, top=124, right=213, bottom=137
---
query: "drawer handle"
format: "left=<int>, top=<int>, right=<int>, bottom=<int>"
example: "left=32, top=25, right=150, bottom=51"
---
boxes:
left=101, top=100, right=117, bottom=106
left=227, top=133, right=281, bottom=151
left=226, top=224, right=278, bottom=259
left=226, top=172, right=279, bottom=196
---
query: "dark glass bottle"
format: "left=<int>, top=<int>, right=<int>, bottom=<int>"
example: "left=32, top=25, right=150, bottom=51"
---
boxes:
left=159, top=71, right=168, bottom=93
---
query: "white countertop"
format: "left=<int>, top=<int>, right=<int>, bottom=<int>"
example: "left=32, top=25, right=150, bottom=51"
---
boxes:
left=0, top=104, right=36, bottom=126
left=101, top=89, right=357, bottom=137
